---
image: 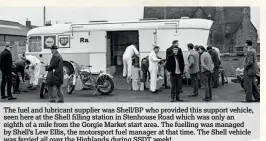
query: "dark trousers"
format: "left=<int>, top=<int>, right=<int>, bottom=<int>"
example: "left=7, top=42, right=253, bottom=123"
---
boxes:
left=212, top=67, right=219, bottom=87
left=170, top=73, right=182, bottom=100
left=190, top=73, right=199, bottom=94
left=13, top=72, right=20, bottom=92
left=1, top=72, right=13, bottom=97
left=48, top=85, right=64, bottom=101
left=243, top=70, right=260, bottom=101
left=200, top=71, right=212, bottom=99
left=164, top=67, right=169, bottom=86
left=142, top=69, right=150, bottom=88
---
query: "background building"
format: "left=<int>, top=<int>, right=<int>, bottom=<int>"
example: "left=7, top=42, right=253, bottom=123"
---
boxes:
left=0, top=19, right=37, bottom=60
left=144, top=6, right=259, bottom=53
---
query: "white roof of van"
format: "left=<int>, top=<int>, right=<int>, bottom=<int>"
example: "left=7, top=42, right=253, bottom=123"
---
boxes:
left=27, top=18, right=213, bottom=36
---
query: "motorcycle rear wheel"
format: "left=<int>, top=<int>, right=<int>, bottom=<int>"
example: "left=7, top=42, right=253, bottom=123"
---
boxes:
left=67, top=75, right=75, bottom=94
left=97, top=77, right=114, bottom=95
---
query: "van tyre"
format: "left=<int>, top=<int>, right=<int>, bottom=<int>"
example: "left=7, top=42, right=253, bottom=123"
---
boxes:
left=63, top=62, right=74, bottom=75
left=97, top=77, right=114, bottom=95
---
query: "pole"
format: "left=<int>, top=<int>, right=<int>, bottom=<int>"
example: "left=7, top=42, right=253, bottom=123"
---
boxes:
left=44, top=6, right=46, bottom=26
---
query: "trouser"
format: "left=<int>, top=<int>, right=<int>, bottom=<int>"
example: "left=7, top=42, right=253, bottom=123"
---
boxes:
left=200, top=71, right=212, bottom=99
left=122, top=57, right=132, bottom=78
left=13, top=72, right=20, bottom=92
left=142, top=69, right=150, bottom=88
left=29, top=64, right=41, bottom=86
left=198, top=72, right=202, bottom=88
left=1, top=72, right=13, bottom=97
left=212, top=67, right=219, bottom=87
left=243, top=70, right=260, bottom=101
left=48, top=85, right=64, bottom=101
left=149, top=69, right=158, bottom=92
left=190, top=73, right=199, bottom=94
left=170, top=73, right=182, bottom=100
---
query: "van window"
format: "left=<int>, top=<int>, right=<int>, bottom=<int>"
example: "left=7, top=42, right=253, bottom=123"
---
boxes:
left=28, top=36, right=42, bottom=52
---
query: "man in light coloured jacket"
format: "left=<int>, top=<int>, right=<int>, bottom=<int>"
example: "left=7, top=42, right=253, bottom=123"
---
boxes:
left=187, top=43, right=199, bottom=97
left=149, top=46, right=162, bottom=93
left=199, top=46, right=214, bottom=102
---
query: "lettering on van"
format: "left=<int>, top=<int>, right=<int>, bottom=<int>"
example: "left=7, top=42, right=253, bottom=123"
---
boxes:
left=80, top=38, right=89, bottom=43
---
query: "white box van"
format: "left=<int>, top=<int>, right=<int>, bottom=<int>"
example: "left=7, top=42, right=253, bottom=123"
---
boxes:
left=26, top=18, right=213, bottom=77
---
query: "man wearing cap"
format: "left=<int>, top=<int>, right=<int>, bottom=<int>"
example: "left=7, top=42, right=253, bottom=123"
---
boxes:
left=242, top=40, right=260, bottom=102
left=45, top=45, right=64, bottom=103
left=149, top=46, right=162, bottom=93
left=165, top=40, right=184, bottom=92
left=0, top=44, right=17, bottom=100
left=207, top=46, right=220, bottom=88
left=166, top=45, right=185, bottom=102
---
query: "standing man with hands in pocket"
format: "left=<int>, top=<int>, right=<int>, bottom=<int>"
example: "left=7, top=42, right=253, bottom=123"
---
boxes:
left=187, top=43, right=199, bottom=97
left=166, top=45, right=185, bottom=102
left=199, top=46, right=214, bottom=102
left=45, top=45, right=64, bottom=103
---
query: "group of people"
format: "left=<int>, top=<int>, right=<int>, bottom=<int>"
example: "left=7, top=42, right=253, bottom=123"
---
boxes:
left=0, top=43, right=65, bottom=103
left=164, top=41, right=219, bottom=102
left=122, top=39, right=260, bottom=102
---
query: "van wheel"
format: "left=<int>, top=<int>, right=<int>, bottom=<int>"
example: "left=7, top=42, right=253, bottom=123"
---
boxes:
left=63, top=62, right=74, bottom=75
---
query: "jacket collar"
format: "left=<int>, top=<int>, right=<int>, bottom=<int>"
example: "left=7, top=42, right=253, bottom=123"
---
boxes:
left=4, top=49, right=11, bottom=53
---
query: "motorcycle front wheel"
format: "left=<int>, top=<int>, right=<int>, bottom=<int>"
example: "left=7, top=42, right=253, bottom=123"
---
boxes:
left=97, top=77, right=114, bottom=95
left=67, top=75, right=75, bottom=94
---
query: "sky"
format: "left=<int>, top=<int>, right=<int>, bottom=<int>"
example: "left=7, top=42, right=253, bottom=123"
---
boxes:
left=0, top=7, right=260, bottom=35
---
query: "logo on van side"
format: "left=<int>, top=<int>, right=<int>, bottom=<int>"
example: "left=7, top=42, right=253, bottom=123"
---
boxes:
left=45, top=37, right=54, bottom=46
left=80, top=38, right=89, bottom=43
left=58, top=35, right=70, bottom=48
left=44, top=36, right=56, bottom=49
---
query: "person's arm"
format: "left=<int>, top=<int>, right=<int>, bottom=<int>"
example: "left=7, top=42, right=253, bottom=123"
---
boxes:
left=188, top=55, right=195, bottom=68
left=245, top=50, right=254, bottom=70
left=201, top=54, right=209, bottom=71
left=46, top=55, right=59, bottom=71
left=165, top=56, right=171, bottom=72
left=133, top=46, right=140, bottom=57
left=151, top=53, right=161, bottom=62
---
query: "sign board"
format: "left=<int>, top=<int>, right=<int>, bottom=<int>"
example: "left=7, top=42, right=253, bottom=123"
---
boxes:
left=44, top=36, right=56, bottom=49
left=58, top=35, right=70, bottom=48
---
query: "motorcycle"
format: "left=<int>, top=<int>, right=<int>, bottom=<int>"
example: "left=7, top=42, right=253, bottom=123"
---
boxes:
left=67, top=60, right=114, bottom=95
left=39, top=62, right=48, bottom=99
left=236, top=67, right=260, bottom=89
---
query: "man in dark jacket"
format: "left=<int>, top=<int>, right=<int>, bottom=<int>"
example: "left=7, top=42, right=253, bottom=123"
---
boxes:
left=242, top=40, right=260, bottom=102
left=12, top=59, right=26, bottom=94
left=165, top=40, right=184, bottom=92
left=0, top=44, right=16, bottom=100
left=45, top=45, right=64, bottom=103
left=166, top=45, right=185, bottom=102
left=207, top=46, right=220, bottom=88
left=140, top=56, right=150, bottom=89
